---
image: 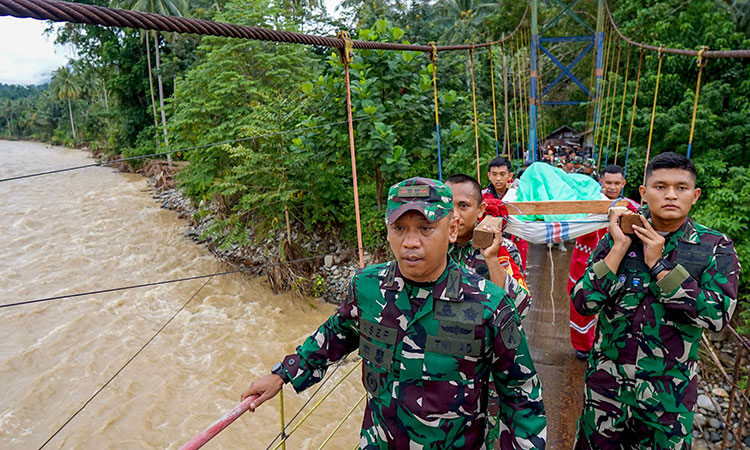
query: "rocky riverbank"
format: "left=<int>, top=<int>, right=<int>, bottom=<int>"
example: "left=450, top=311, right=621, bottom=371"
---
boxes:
left=692, top=337, right=750, bottom=449
left=145, top=166, right=367, bottom=305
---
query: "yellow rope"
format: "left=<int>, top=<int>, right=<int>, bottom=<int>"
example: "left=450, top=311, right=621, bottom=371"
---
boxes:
left=489, top=44, right=500, bottom=156
left=470, top=46, right=481, bottom=181
left=501, top=39, right=511, bottom=160
left=625, top=49, right=644, bottom=170
left=279, top=388, right=287, bottom=450
left=592, top=26, right=610, bottom=162
left=511, top=38, right=521, bottom=159
left=687, top=46, right=708, bottom=158
left=523, top=25, right=532, bottom=153
left=271, top=359, right=363, bottom=450
left=515, top=35, right=527, bottom=159
left=592, top=24, right=611, bottom=161
left=596, top=27, right=615, bottom=169
left=316, top=393, right=366, bottom=449
left=429, top=42, right=439, bottom=127
left=604, top=42, right=623, bottom=166
left=642, top=47, right=664, bottom=186
left=613, top=44, right=632, bottom=164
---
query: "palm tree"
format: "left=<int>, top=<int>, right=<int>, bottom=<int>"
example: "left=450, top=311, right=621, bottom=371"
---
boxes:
left=51, top=66, right=81, bottom=142
left=437, top=0, right=499, bottom=43
left=117, top=0, right=189, bottom=164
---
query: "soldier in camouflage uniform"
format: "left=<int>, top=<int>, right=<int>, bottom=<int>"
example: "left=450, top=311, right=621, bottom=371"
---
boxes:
left=571, top=153, right=741, bottom=449
left=444, top=174, right=531, bottom=320
left=242, top=177, right=547, bottom=449
left=576, top=157, right=599, bottom=180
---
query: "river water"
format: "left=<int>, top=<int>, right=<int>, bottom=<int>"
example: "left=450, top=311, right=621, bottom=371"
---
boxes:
left=0, top=140, right=363, bottom=449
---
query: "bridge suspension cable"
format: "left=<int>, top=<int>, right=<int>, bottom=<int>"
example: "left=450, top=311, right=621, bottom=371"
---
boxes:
left=0, top=254, right=325, bottom=309
left=0, top=0, right=528, bottom=53
left=38, top=273, right=216, bottom=449
left=603, top=0, right=750, bottom=58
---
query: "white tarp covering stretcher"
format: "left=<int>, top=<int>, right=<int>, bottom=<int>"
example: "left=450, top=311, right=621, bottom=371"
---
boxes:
left=499, top=162, right=613, bottom=244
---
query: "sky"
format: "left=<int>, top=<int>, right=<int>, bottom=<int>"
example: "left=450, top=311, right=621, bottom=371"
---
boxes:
left=0, top=17, right=76, bottom=86
left=0, top=1, right=342, bottom=87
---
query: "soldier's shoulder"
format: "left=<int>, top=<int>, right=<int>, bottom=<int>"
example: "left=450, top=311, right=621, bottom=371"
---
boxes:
left=352, top=261, right=396, bottom=286
left=692, top=220, right=733, bottom=245
left=354, top=261, right=393, bottom=280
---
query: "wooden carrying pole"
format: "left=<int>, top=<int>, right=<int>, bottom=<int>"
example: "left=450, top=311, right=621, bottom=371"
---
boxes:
left=504, top=199, right=628, bottom=215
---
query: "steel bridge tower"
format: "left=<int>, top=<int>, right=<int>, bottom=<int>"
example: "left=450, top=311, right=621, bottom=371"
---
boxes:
left=529, top=0, right=604, bottom=162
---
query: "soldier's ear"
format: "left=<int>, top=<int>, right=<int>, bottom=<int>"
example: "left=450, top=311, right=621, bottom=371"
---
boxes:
left=692, top=187, right=701, bottom=205
left=448, top=213, right=459, bottom=243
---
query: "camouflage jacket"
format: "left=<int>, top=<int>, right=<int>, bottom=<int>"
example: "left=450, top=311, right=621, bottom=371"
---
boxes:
left=448, top=241, right=532, bottom=321
left=572, top=216, right=740, bottom=413
left=281, top=259, right=547, bottom=449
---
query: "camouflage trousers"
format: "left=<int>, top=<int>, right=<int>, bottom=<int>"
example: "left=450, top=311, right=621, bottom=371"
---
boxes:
left=574, top=387, right=693, bottom=450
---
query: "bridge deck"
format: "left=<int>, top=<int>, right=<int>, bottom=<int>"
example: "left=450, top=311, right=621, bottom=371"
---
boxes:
left=523, top=243, right=585, bottom=449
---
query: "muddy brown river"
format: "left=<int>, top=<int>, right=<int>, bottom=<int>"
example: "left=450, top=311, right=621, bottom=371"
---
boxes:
left=0, top=140, right=364, bottom=449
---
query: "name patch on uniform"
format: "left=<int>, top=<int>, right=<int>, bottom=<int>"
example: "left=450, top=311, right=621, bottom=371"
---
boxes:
left=434, top=300, right=483, bottom=325
left=360, top=318, right=397, bottom=345
left=397, top=185, right=430, bottom=198
left=438, top=321, right=475, bottom=337
left=359, top=336, right=393, bottom=369
left=426, top=336, right=482, bottom=356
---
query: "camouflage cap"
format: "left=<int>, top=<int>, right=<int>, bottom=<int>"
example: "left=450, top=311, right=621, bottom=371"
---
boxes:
left=386, top=177, right=453, bottom=224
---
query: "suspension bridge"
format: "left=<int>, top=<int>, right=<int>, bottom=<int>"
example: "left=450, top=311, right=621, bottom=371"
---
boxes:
left=0, top=0, right=748, bottom=448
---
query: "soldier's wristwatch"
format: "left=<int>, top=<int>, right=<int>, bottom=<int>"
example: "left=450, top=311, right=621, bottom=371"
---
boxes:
left=649, top=257, right=675, bottom=277
left=271, top=362, right=290, bottom=383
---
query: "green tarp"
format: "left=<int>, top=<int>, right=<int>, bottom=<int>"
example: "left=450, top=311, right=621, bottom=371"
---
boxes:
left=514, top=162, right=603, bottom=222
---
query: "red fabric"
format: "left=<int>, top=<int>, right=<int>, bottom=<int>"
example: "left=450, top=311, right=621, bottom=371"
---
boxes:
left=498, top=246, right=528, bottom=293
left=482, top=190, right=528, bottom=270
left=568, top=198, right=639, bottom=351
left=482, top=198, right=509, bottom=231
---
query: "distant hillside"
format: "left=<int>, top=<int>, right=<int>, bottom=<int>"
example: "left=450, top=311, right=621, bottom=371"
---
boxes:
left=0, top=83, right=47, bottom=100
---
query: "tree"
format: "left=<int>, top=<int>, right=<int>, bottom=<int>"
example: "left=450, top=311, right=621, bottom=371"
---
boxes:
left=51, top=66, right=81, bottom=142
left=117, top=0, right=189, bottom=163
left=436, top=0, right=501, bottom=44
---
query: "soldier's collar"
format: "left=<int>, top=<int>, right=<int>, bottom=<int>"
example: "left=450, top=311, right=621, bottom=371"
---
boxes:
left=381, top=260, right=402, bottom=291
left=450, top=239, right=473, bottom=248
left=676, top=216, right=700, bottom=245
left=433, top=260, right=463, bottom=302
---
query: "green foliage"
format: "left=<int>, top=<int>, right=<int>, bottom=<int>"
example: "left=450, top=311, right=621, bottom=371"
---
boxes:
left=311, top=273, right=326, bottom=297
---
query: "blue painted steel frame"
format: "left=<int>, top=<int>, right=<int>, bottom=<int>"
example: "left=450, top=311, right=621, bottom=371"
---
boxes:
left=540, top=37, right=594, bottom=97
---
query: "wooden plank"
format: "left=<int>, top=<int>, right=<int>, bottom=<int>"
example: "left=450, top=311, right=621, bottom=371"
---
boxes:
left=472, top=216, right=504, bottom=249
left=618, top=213, right=642, bottom=234
left=504, top=199, right=628, bottom=215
